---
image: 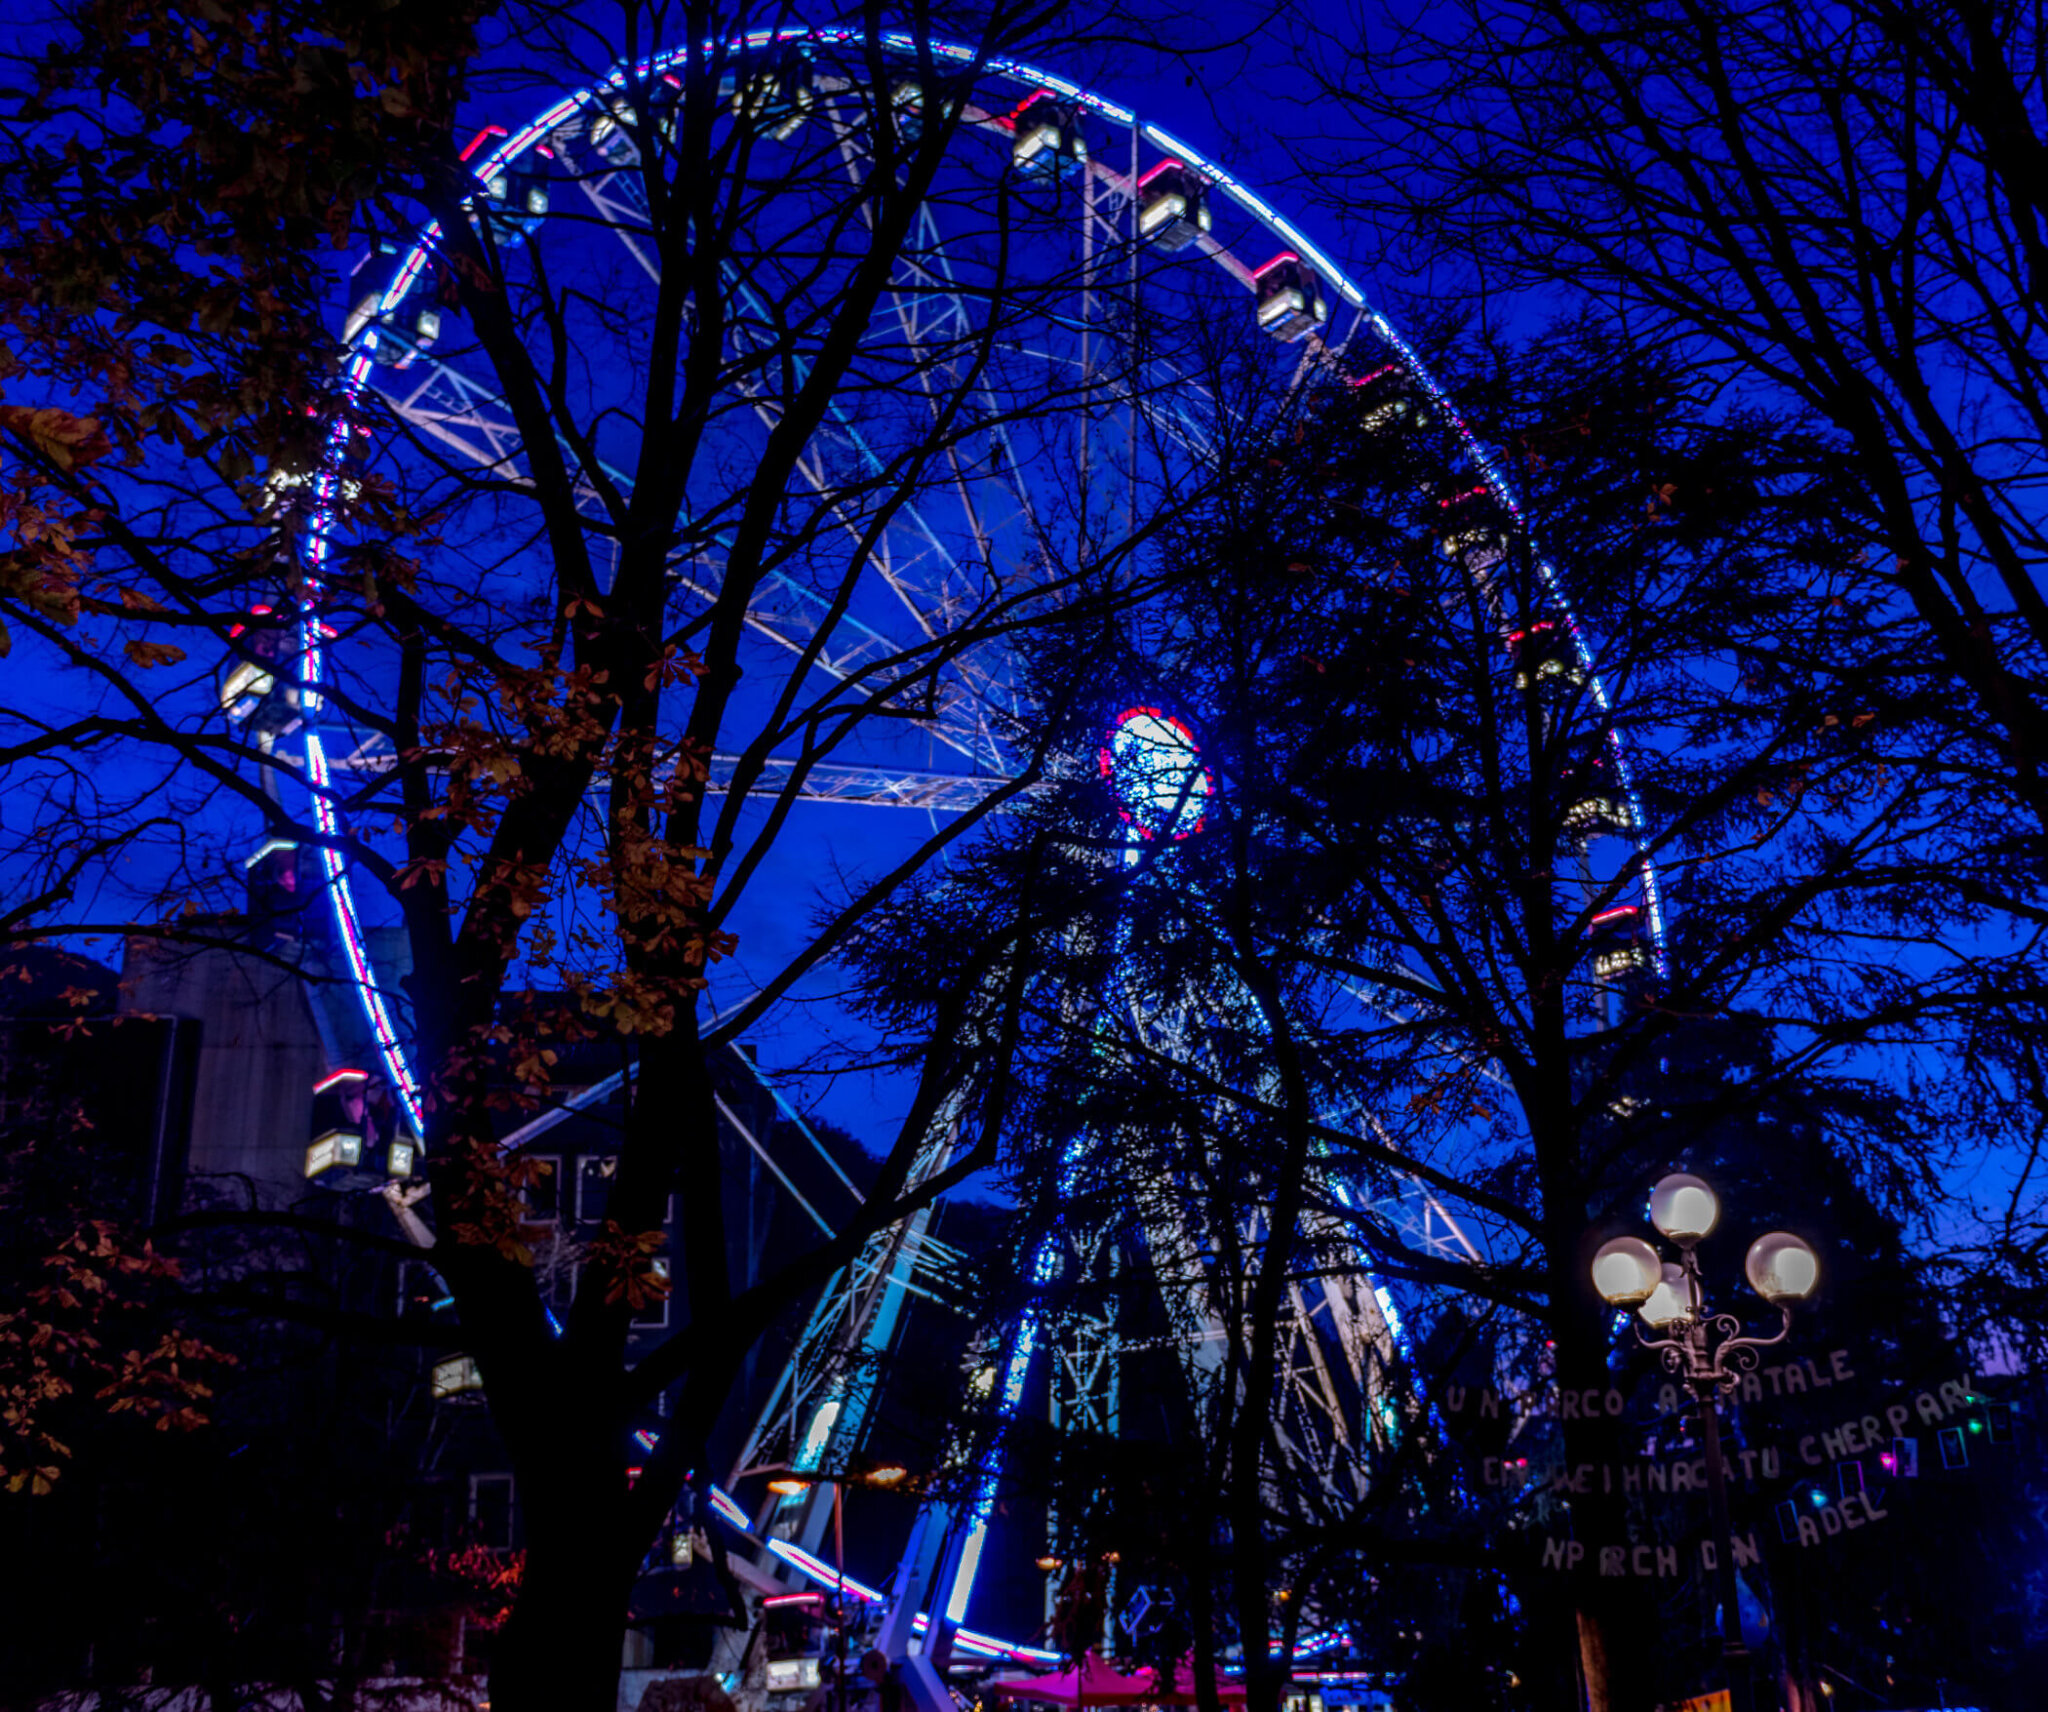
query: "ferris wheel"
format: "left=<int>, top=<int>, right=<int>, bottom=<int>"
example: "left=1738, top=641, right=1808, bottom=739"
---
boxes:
left=281, top=22, right=1667, bottom=1683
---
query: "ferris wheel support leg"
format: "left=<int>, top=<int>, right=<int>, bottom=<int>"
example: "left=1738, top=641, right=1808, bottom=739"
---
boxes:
left=871, top=1500, right=982, bottom=1712
left=873, top=1306, right=1042, bottom=1687
left=879, top=1510, right=977, bottom=1712
left=874, top=1499, right=953, bottom=1662
left=896, top=1654, right=959, bottom=1712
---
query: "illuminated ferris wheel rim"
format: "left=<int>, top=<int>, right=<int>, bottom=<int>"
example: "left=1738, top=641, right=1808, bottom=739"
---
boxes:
left=299, top=22, right=1668, bottom=1147
left=291, top=35, right=1666, bottom=1660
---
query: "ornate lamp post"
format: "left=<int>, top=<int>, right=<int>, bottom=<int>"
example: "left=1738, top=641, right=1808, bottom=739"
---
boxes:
left=1591, top=1173, right=1820, bottom=1712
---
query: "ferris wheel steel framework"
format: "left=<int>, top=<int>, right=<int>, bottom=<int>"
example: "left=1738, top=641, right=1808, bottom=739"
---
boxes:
left=293, top=24, right=1668, bottom=1683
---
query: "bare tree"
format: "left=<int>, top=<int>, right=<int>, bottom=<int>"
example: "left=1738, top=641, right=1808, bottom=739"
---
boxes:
left=1288, top=0, right=2048, bottom=1442
left=1299, top=0, right=2048, bottom=838
left=0, top=2, right=1305, bottom=1706
left=855, top=320, right=1995, bottom=1711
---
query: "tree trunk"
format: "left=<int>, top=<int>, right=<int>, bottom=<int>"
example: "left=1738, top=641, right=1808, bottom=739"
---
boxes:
left=1548, top=1267, right=1658, bottom=1712
left=490, top=1477, right=638, bottom=1712
left=1576, top=1605, right=1613, bottom=1712
left=1223, top=949, right=1319, bottom=1712
left=1529, top=1031, right=1655, bottom=1712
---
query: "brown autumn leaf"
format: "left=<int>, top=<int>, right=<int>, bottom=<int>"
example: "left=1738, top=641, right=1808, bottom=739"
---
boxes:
left=122, top=639, right=186, bottom=669
left=587, top=1222, right=670, bottom=1310
left=0, top=406, right=114, bottom=472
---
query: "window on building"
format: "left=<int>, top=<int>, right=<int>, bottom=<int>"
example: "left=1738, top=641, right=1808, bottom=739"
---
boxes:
left=471, top=1472, right=515, bottom=1548
left=577, top=1154, right=617, bottom=1223
left=632, top=1258, right=672, bottom=1330
left=460, top=1615, right=497, bottom=1678
left=524, top=1153, right=560, bottom=1222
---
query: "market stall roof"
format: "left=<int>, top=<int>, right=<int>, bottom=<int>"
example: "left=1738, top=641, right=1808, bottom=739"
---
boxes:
left=987, top=1653, right=1247, bottom=1706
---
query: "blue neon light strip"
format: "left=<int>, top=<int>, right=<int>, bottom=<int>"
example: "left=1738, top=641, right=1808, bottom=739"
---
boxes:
left=731, top=1501, right=1060, bottom=1663
left=941, top=1305, right=1042, bottom=1624
left=707, top=1484, right=752, bottom=1529
left=296, top=403, right=427, bottom=1134
left=765, top=1538, right=889, bottom=1604
left=299, top=734, right=424, bottom=1132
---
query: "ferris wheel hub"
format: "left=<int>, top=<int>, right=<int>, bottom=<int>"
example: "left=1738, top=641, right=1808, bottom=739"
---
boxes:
left=1102, top=706, right=1212, bottom=840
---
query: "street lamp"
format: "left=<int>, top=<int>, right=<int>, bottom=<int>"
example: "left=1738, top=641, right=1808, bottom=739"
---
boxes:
left=751, top=1459, right=924, bottom=1711
left=1591, top=1172, right=1820, bottom=1712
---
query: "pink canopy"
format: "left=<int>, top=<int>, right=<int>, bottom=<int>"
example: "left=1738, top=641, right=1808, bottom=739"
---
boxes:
left=988, top=1653, right=1247, bottom=1706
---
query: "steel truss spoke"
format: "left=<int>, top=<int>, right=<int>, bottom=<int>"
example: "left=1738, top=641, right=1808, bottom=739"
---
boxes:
left=333, top=731, right=1015, bottom=811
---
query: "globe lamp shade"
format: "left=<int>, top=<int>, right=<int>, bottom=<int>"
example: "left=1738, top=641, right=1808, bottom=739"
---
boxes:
left=1638, top=1264, right=1691, bottom=1329
left=1591, top=1237, right=1663, bottom=1307
left=1745, top=1231, right=1820, bottom=1303
left=1648, top=1172, right=1720, bottom=1245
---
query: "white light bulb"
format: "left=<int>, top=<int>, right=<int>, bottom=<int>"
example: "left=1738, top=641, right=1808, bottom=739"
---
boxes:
left=1638, top=1264, right=1691, bottom=1328
left=1649, top=1172, right=1720, bottom=1245
left=1746, top=1231, right=1820, bottom=1302
left=1591, top=1236, right=1661, bottom=1306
